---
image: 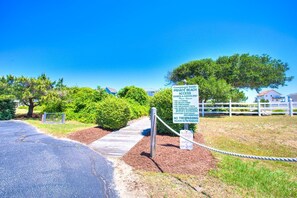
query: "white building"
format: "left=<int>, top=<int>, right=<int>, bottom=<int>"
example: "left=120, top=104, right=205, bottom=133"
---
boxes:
left=288, top=93, right=297, bottom=102
left=146, top=89, right=158, bottom=97
left=256, top=90, right=285, bottom=102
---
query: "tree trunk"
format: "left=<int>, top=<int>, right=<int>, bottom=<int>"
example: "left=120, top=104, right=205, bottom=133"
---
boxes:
left=27, top=99, right=34, bottom=117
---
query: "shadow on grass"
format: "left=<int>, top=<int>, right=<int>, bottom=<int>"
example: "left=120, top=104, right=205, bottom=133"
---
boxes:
left=15, top=113, right=42, bottom=120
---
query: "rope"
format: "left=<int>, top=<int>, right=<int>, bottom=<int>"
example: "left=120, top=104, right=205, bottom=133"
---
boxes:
left=155, top=114, right=297, bottom=162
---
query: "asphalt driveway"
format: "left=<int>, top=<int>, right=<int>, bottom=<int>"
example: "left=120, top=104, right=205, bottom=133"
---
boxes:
left=0, top=120, right=118, bottom=198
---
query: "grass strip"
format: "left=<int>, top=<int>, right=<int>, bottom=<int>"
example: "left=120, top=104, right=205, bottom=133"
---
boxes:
left=211, top=156, right=297, bottom=197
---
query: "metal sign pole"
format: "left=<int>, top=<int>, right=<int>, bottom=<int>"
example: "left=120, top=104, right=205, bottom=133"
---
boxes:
left=183, top=79, right=189, bottom=130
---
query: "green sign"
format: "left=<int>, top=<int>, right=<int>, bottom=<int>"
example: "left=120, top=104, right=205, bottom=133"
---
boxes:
left=172, top=85, right=199, bottom=123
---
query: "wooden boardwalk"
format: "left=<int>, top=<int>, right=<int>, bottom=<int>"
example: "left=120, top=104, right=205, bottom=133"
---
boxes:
left=88, top=117, right=150, bottom=158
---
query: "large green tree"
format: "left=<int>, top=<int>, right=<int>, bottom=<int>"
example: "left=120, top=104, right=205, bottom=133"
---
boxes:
left=215, top=54, right=294, bottom=92
left=1, top=74, right=54, bottom=117
left=168, top=53, right=293, bottom=101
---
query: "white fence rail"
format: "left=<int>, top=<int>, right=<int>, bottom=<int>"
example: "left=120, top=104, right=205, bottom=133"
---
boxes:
left=200, top=100, right=296, bottom=116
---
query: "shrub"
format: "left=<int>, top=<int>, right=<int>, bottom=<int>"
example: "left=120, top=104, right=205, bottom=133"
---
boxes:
left=150, top=88, right=196, bottom=136
left=118, top=86, right=149, bottom=105
left=0, top=96, right=16, bottom=120
left=96, top=97, right=130, bottom=130
left=125, top=99, right=149, bottom=119
left=61, top=87, right=108, bottom=123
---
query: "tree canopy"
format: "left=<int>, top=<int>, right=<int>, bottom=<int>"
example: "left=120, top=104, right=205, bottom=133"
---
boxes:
left=168, top=53, right=293, bottom=102
left=0, top=74, right=54, bottom=117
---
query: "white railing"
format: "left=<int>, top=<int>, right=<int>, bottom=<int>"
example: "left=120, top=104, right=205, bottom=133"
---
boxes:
left=199, top=100, right=296, bottom=117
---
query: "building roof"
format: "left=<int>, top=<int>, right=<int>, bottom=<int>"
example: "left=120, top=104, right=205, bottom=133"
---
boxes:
left=106, top=87, right=117, bottom=94
left=257, top=90, right=281, bottom=97
left=288, top=93, right=297, bottom=97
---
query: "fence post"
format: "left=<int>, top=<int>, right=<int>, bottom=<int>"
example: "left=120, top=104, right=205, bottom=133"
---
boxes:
left=257, top=99, right=261, bottom=116
left=202, top=101, right=205, bottom=117
left=43, top=112, right=47, bottom=123
left=150, top=107, right=157, bottom=158
left=62, top=113, right=66, bottom=124
left=289, top=98, right=293, bottom=116
left=229, top=99, right=232, bottom=117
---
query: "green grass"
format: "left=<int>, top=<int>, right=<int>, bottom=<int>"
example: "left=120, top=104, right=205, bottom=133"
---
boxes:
left=25, top=119, right=96, bottom=137
left=210, top=156, right=297, bottom=197
left=199, top=116, right=297, bottom=196
left=16, top=107, right=95, bottom=136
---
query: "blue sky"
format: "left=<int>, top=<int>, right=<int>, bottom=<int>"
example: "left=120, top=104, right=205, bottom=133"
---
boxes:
left=1, top=0, right=296, bottom=102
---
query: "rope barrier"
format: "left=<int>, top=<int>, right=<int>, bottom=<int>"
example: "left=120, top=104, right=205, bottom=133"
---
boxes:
left=155, top=114, right=297, bottom=162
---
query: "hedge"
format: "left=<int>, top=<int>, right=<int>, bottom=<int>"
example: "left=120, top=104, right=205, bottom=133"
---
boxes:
left=0, top=97, right=16, bottom=120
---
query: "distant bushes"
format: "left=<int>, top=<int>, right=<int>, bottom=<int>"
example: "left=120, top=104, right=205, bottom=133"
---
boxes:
left=118, top=86, right=149, bottom=105
left=96, top=97, right=130, bottom=130
left=125, top=99, right=149, bottom=119
left=40, top=86, right=149, bottom=129
left=150, top=88, right=196, bottom=136
left=0, top=96, right=16, bottom=120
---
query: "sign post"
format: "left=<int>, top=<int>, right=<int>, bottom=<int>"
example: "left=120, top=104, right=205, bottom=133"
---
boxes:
left=172, top=84, right=199, bottom=150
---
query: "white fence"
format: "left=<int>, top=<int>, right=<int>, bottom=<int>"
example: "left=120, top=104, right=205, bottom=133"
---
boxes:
left=200, top=100, right=297, bottom=116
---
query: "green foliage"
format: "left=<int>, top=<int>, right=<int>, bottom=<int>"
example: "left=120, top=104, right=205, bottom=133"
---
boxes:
left=186, top=76, right=233, bottom=102
left=168, top=53, right=293, bottom=101
left=211, top=156, right=297, bottom=197
left=0, top=74, right=54, bottom=117
left=118, top=86, right=149, bottom=105
left=64, top=87, right=108, bottom=123
left=125, top=99, right=149, bottom=119
left=150, top=88, right=195, bottom=135
left=216, top=54, right=294, bottom=92
left=96, top=97, right=130, bottom=130
left=260, top=99, right=269, bottom=103
left=0, top=97, right=16, bottom=120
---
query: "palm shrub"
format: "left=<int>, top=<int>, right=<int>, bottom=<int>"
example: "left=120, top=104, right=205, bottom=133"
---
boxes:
left=150, top=88, right=196, bottom=135
left=96, top=97, right=130, bottom=130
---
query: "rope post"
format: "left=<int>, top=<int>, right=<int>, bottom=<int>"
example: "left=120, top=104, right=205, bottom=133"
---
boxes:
left=289, top=98, right=293, bottom=116
left=257, top=99, right=261, bottom=116
left=150, top=107, right=157, bottom=158
left=229, top=99, right=232, bottom=117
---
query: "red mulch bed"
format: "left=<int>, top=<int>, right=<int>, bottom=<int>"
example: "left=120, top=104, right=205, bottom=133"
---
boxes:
left=122, top=133, right=217, bottom=176
left=67, top=127, right=111, bottom=144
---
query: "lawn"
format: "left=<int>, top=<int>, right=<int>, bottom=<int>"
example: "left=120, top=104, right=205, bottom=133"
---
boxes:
left=15, top=107, right=96, bottom=137
left=24, top=119, right=96, bottom=137
left=141, top=115, right=297, bottom=197
left=199, top=115, right=297, bottom=197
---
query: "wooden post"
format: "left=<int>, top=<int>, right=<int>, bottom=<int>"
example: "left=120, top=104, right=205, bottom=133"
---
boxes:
left=62, top=113, right=66, bottom=124
left=202, top=101, right=205, bottom=117
left=258, top=99, right=261, bottom=116
left=229, top=99, right=232, bottom=117
left=43, top=112, right=47, bottom=123
left=150, top=107, right=157, bottom=158
left=289, top=98, right=293, bottom=116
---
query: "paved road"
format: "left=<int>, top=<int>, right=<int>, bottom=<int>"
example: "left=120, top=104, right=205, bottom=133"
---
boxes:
left=0, top=120, right=118, bottom=198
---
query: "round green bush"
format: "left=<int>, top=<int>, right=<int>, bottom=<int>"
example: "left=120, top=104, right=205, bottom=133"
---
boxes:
left=96, top=97, right=130, bottom=130
left=150, top=88, right=196, bottom=136
left=118, top=86, right=149, bottom=105
left=125, top=99, right=149, bottom=119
